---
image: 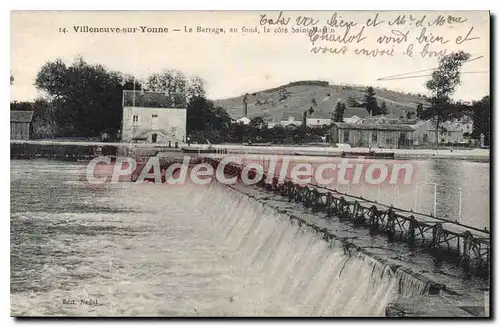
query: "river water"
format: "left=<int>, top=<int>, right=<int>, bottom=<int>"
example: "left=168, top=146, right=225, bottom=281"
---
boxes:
left=237, top=155, right=490, bottom=230
left=10, top=159, right=489, bottom=316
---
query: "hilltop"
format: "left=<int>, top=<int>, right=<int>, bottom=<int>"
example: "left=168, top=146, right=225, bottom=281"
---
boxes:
left=213, top=81, right=429, bottom=121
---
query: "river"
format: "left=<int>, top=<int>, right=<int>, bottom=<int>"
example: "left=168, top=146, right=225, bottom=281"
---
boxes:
left=237, top=155, right=490, bottom=230
left=10, top=159, right=489, bottom=316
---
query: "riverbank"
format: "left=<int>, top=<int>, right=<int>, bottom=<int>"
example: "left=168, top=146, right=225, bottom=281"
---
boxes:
left=10, top=140, right=182, bottom=160
left=210, top=144, right=490, bottom=162
left=11, top=140, right=489, bottom=162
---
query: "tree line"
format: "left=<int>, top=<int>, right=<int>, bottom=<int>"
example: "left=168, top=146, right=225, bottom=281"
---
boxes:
left=9, top=57, right=331, bottom=144
left=10, top=57, right=223, bottom=140
left=10, top=54, right=490, bottom=146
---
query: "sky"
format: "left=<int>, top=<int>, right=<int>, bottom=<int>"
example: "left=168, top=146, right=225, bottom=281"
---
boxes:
left=10, top=10, right=490, bottom=102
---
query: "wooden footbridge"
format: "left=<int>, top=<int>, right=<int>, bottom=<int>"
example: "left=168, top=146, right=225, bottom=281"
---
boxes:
left=202, top=158, right=490, bottom=278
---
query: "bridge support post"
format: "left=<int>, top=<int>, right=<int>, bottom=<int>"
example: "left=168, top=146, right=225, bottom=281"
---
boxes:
left=462, top=231, right=473, bottom=279
left=386, top=209, right=396, bottom=242
left=407, top=215, right=417, bottom=248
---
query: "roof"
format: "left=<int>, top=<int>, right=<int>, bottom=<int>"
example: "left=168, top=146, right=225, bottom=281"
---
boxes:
left=361, top=116, right=401, bottom=125
left=307, top=110, right=332, bottom=119
left=236, top=117, right=251, bottom=124
left=332, top=122, right=414, bottom=132
left=11, top=111, right=34, bottom=123
left=123, top=90, right=187, bottom=108
left=414, top=119, right=463, bottom=132
left=281, top=111, right=300, bottom=119
left=344, top=107, right=370, bottom=118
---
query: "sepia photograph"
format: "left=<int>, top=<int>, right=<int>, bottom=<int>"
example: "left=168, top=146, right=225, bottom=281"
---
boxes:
left=10, top=10, right=491, bottom=318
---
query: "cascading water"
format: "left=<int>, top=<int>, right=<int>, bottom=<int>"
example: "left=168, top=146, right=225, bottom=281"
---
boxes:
left=191, top=182, right=429, bottom=316
left=11, top=160, right=485, bottom=317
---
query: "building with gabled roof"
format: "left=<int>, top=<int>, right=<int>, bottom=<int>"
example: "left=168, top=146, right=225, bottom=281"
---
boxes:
left=330, top=122, right=414, bottom=148
left=121, top=90, right=187, bottom=143
left=11, top=111, right=34, bottom=140
left=306, top=110, right=332, bottom=127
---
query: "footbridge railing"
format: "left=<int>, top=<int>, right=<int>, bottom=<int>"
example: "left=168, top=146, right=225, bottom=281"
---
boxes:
left=203, top=158, right=490, bottom=278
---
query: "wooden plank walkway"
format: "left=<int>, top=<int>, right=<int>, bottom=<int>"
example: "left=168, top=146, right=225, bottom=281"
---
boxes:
left=203, top=158, right=490, bottom=278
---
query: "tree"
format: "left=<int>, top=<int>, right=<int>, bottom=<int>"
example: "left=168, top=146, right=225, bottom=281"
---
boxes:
left=35, top=57, right=131, bottom=137
left=294, top=125, right=309, bottom=144
left=333, top=102, right=346, bottom=122
left=471, top=96, right=490, bottom=145
left=186, top=96, right=214, bottom=132
left=416, top=103, right=424, bottom=119
left=380, top=101, right=388, bottom=115
left=243, top=93, right=249, bottom=116
left=31, top=98, right=58, bottom=139
left=10, top=101, right=33, bottom=111
left=347, top=96, right=359, bottom=107
left=424, top=51, right=471, bottom=147
left=35, top=58, right=68, bottom=98
left=147, top=69, right=177, bottom=96
left=250, top=116, right=266, bottom=130
left=186, top=96, right=232, bottom=143
left=278, top=87, right=287, bottom=101
left=230, top=122, right=248, bottom=143
left=302, top=110, right=308, bottom=126
left=121, top=75, right=143, bottom=92
left=186, top=75, right=206, bottom=99
left=146, top=70, right=192, bottom=99
left=364, top=86, right=379, bottom=115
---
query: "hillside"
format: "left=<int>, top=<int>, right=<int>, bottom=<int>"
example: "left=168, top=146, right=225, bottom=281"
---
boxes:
left=213, top=81, right=428, bottom=121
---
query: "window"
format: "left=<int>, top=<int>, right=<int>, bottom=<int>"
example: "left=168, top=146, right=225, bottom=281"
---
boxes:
left=151, top=114, right=158, bottom=127
left=372, top=131, right=378, bottom=142
left=132, top=115, right=139, bottom=126
left=343, top=130, right=350, bottom=143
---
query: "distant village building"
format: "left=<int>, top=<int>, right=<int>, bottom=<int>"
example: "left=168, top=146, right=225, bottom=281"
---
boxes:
left=330, top=122, right=414, bottom=149
left=265, top=119, right=279, bottom=128
left=11, top=111, right=34, bottom=140
left=235, top=116, right=251, bottom=125
left=280, top=112, right=303, bottom=127
left=458, top=116, right=474, bottom=134
left=305, top=110, right=332, bottom=127
left=412, top=119, right=466, bottom=145
left=121, top=90, right=187, bottom=143
left=344, top=115, right=363, bottom=124
left=359, top=115, right=401, bottom=125
left=343, top=107, right=370, bottom=123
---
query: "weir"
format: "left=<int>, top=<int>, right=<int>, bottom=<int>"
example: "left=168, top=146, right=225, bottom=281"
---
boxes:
left=191, top=182, right=429, bottom=316
left=186, top=180, right=483, bottom=316
left=124, top=156, right=487, bottom=316
left=201, top=158, right=490, bottom=279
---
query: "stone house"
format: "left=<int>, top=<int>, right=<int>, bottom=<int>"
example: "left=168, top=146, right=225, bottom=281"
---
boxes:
left=121, top=90, right=187, bottom=143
